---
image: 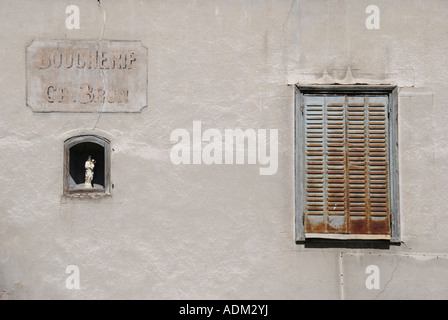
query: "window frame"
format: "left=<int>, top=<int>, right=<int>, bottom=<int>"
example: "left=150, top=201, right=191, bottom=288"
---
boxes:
left=295, top=85, right=400, bottom=244
left=63, top=135, right=111, bottom=197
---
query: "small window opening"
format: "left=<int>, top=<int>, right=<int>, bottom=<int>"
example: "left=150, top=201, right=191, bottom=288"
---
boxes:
left=64, top=135, right=111, bottom=196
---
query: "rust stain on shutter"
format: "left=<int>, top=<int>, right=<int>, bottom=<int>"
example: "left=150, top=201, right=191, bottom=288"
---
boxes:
left=304, top=94, right=390, bottom=236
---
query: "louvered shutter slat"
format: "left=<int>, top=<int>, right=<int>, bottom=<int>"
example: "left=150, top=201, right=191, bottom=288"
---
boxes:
left=325, top=97, right=347, bottom=233
left=366, top=97, right=390, bottom=234
left=346, top=97, right=368, bottom=235
left=304, top=96, right=326, bottom=232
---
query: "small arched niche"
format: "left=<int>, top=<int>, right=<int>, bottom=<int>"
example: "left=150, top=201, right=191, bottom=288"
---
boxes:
left=64, top=135, right=111, bottom=196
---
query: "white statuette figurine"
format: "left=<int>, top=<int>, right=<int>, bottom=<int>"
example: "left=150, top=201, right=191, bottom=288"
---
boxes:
left=84, top=155, right=96, bottom=188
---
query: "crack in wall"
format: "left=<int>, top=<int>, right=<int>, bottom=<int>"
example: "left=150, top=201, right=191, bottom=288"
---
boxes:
left=92, top=70, right=107, bottom=129
left=374, top=256, right=403, bottom=300
left=98, top=0, right=106, bottom=40
left=64, top=0, right=69, bottom=38
left=335, top=251, right=446, bottom=300
left=281, top=0, right=296, bottom=31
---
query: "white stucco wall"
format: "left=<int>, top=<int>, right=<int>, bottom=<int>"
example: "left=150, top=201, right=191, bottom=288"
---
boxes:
left=1, top=0, right=448, bottom=299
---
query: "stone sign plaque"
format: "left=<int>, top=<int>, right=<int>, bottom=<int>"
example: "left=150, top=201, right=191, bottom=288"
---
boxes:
left=26, top=40, right=147, bottom=112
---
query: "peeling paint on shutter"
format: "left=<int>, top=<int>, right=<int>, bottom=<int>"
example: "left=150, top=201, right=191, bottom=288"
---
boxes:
left=365, top=96, right=390, bottom=234
left=304, top=96, right=327, bottom=233
left=303, top=94, right=390, bottom=236
left=326, top=96, right=347, bottom=233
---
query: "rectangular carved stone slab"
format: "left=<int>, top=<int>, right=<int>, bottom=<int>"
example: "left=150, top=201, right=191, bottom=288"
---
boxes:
left=26, top=40, right=147, bottom=113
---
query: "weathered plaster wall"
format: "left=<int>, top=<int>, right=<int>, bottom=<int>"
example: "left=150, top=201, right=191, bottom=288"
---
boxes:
left=1, top=0, right=448, bottom=299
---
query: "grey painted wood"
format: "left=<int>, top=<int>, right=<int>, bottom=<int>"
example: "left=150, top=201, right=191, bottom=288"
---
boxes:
left=295, top=88, right=305, bottom=241
left=389, top=87, right=401, bottom=243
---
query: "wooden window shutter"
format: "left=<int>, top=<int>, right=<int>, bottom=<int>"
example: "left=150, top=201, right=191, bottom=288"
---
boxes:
left=303, top=94, right=390, bottom=237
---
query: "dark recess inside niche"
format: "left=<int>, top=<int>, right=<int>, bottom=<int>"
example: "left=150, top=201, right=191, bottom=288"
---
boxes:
left=69, top=142, right=105, bottom=187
